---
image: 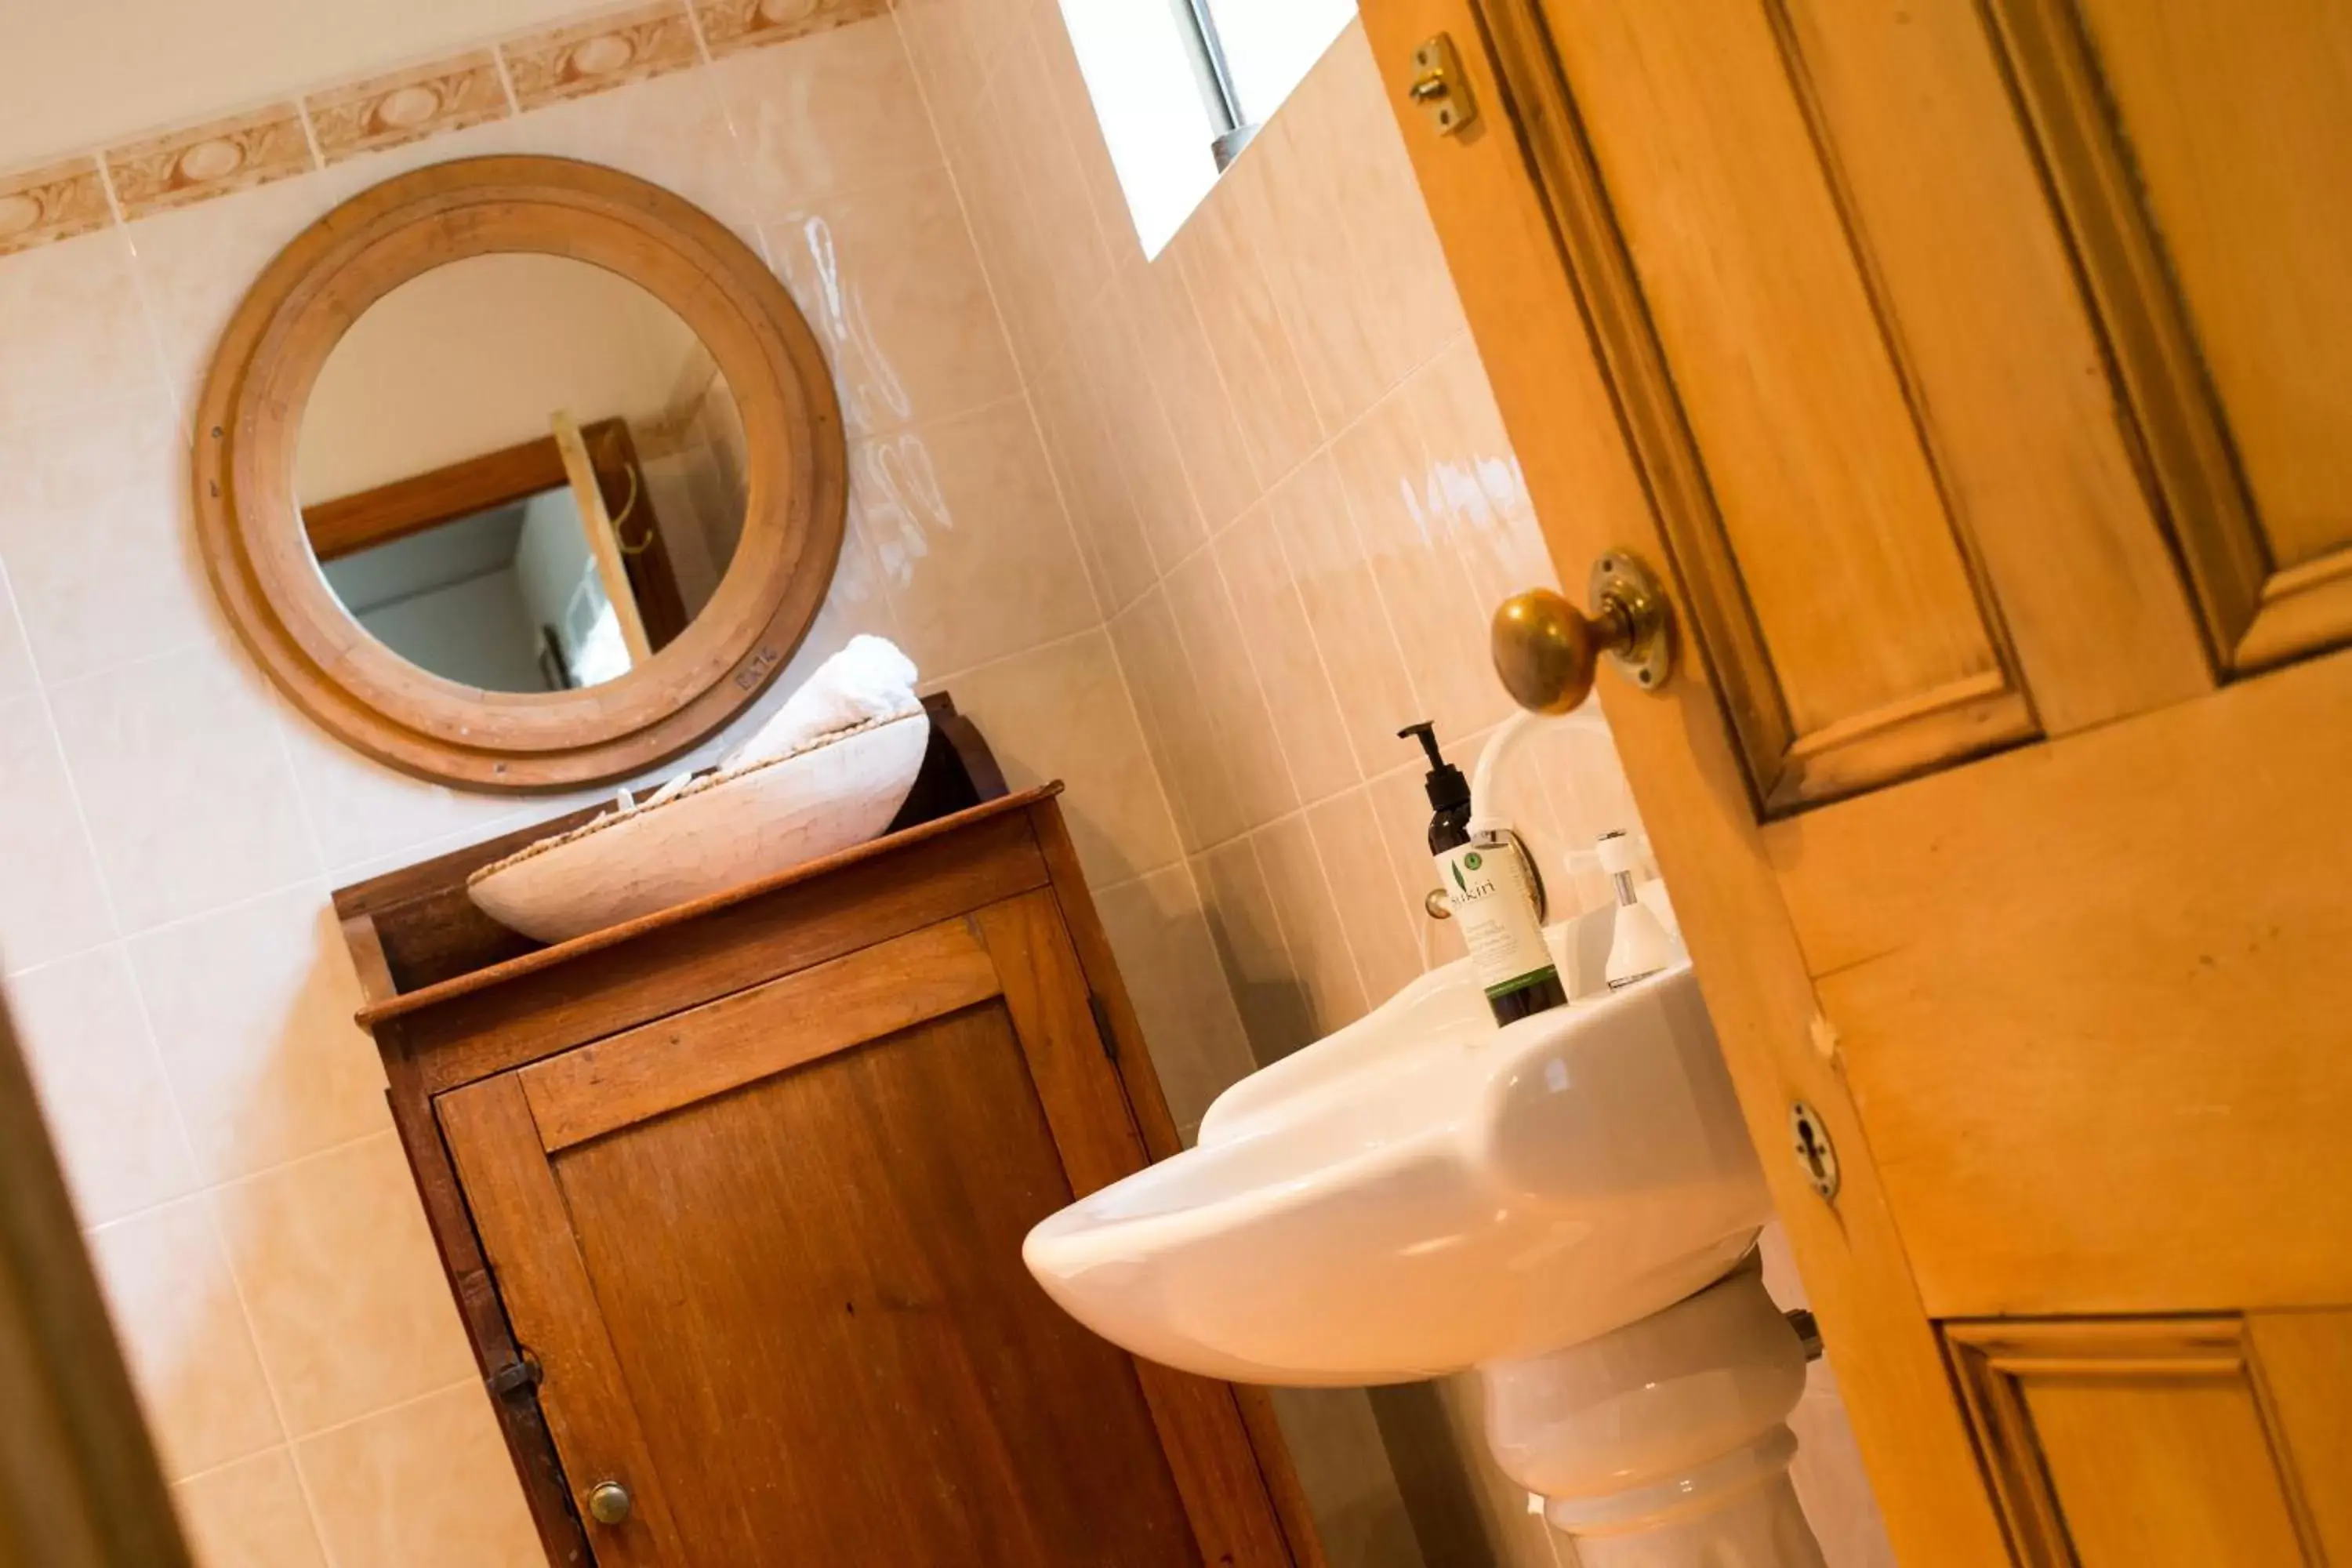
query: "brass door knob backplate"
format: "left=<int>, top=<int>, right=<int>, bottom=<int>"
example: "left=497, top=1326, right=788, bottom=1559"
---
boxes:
left=1491, top=550, right=1672, bottom=714
left=586, top=1480, right=633, bottom=1526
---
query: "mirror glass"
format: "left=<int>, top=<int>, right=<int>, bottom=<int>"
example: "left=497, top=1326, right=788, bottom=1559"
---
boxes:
left=296, top=253, right=750, bottom=692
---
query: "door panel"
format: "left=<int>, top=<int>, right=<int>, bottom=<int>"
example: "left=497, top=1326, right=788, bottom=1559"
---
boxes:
left=1947, top=1316, right=2336, bottom=1565
left=1766, top=649, right=2352, bottom=1316
left=1542, top=0, right=2035, bottom=808
left=550, top=1001, right=1197, bottom=1567
left=1988, top=0, right=2352, bottom=668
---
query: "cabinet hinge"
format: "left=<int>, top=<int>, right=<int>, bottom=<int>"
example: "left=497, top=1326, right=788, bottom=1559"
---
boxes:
left=485, top=1346, right=543, bottom=1399
left=1086, top=993, right=1120, bottom=1064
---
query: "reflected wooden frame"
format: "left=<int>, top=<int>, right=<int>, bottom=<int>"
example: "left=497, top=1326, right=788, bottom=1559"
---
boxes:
left=193, top=155, right=845, bottom=791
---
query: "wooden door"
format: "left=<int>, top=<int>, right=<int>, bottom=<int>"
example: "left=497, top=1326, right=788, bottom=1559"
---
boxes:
left=437, top=897, right=1296, bottom=1566
left=1359, top=0, right=2352, bottom=1559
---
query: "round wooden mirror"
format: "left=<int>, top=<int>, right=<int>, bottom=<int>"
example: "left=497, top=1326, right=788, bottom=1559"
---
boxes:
left=194, top=155, right=845, bottom=791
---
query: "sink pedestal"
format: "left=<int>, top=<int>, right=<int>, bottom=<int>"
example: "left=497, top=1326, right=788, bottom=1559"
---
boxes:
left=1483, top=1261, right=1826, bottom=1567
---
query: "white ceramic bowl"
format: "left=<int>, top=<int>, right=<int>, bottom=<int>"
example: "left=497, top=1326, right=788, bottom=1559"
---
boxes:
left=467, top=710, right=931, bottom=943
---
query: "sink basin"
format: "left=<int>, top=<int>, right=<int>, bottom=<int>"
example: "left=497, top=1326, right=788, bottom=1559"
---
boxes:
left=1022, top=916, right=1769, bottom=1386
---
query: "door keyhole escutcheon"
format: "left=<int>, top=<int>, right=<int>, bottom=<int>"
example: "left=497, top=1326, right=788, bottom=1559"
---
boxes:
left=1790, top=1102, right=1840, bottom=1202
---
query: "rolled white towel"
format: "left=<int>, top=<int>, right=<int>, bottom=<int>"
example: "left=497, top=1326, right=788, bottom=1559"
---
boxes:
left=719, top=634, right=920, bottom=774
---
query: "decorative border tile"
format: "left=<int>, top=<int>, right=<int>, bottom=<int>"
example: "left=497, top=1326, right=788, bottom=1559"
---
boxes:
left=106, top=104, right=317, bottom=220
left=500, top=0, right=703, bottom=111
left=0, top=0, right=884, bottom=240
left=307, top=53, right=512, bottom=165
left=695, top=0, right=891, bottom=58
left=0, top=157, right=113, bottom=258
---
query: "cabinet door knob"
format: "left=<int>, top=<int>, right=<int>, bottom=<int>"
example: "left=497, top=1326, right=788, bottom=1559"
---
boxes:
left=586, top=1481, right=633, bottom=1526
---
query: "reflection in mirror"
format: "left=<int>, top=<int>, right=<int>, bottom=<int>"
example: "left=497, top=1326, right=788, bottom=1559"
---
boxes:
left=297, top=252, right=750, bottom=691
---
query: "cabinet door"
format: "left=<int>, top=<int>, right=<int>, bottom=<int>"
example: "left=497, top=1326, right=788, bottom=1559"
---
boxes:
left=437, top=894, right=1293, bottom=1566
left=1947, top=1315, right=2352, bottom=1566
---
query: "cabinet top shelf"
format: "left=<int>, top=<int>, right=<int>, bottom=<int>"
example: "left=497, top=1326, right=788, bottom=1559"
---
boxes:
left=340, top=784, right=1059, bottom=1032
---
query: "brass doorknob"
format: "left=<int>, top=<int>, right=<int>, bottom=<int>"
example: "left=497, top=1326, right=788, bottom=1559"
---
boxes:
left=1491, top=550, right=1672, bottom=714
left=586, top=1481, right=633, bottom=1526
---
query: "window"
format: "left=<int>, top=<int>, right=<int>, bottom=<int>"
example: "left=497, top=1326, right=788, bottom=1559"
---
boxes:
left=1061, top=0, right=1356, bottom=257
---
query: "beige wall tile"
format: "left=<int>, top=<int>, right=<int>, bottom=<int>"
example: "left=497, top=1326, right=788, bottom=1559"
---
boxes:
left=0, top=225, right=164, bottom=427
left=274, top=714, right=534, bottom=877
left=0, top=156, right=112, bottom=260
left=1119, top=257, right=1261, bottom=536
left=768, top=167, right=1019, bottom=437
left=1267, top=1385, right=1428, bottom=1568
left=1167, top=157, right=1324, bottom=494
left=1110, top=587, right=1241, bottom=852
left=893, top=0, right=989, bottom=136
left=1033, top=3, right=1139, bottom=269
left=1163, top=550, right=1297, bottom=831
left=942, top=76, right=1063, bottom=378
left=1315, top=25, right=1469, bottom=392
left=1213, top=499, right=1357, bottom=805
left=8, top=946, right=197, bottom=1225
left=0, top=564, right=34, bottom=700
left=1250, top=813, right=1370, bottom=1040
left=172, top=1447, right=328, bottom=1568
left=1246, top=62, right=1395, bottom=437
left=1330, top=387, right=1512, bottom=739
left=1306, top=789, right=1425, bottom=1005
left=1265, top=452, right=1421, bottom=779
left=694, top=0, right=891, bottom=57
left=129, top=884, right=391, bottom=1186
left=215, top=1133, right=477, bottom=1436
left=500, top=52, right=768, bottom=258
left=1196, top=836, right=1314, bottom=1065
left=89, top=1197, right=284, bottom=1481
left=956, top=0, right=1034, bottom=85
left=1029, top=318, right=1158, bottom=612
left=753, top=507, right=905, bottom=702
left=1406, top=336, right=1555, bottom=609
left=713, top=14, right=938, bottom=201
left=0, top=695, right=114, bottom=975
left=107, top=105, right=315, bottom=221
left=500, top=0, right=700, bottom=111
left=984, top=9, right=1113, bottom=366
left=305, top=53, right=509, bottom=165
left=1094, top=865, right=1258, bottom=1133
left=123, top=158, right=381, bottom=411
left=938, top=627, right=1180, bottom=886
left=1076, top=284, right=1207, bottom=577
left=47, top=648, right=321, bottom=934
left=0, top=393, right=212, bottom=684
left=851, top=398, right=1096, bottom=677
left=297, top=1383, right=543, bottom=1568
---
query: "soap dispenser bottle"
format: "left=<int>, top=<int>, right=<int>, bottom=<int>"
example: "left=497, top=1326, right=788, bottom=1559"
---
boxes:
left=1400, top=723, right=1566, bottom=1025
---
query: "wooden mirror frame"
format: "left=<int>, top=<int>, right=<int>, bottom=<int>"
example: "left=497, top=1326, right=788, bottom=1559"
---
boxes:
left=193, top=156, right=846, bottom=791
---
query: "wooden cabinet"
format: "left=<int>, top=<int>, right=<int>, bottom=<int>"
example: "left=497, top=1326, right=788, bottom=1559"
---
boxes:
left=336, top=776, right=1317, bottom=1566
left=1363, top=0, right=2352, bottom=1557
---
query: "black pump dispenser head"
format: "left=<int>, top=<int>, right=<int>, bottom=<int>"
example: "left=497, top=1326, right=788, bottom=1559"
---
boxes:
left=1398, top=721, right=1470, bottom=816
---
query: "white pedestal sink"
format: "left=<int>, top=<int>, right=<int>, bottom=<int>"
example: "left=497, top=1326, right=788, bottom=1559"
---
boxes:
left=1025, top=916, right=1826, bottom=1566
